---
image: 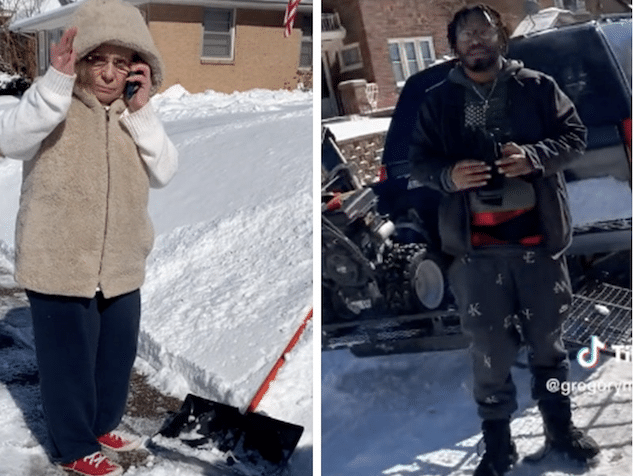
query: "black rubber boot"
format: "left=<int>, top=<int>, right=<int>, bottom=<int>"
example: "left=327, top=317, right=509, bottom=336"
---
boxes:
left=474, top=419, right=518, bottom=476
left=539, top=398, right=600, bottom=462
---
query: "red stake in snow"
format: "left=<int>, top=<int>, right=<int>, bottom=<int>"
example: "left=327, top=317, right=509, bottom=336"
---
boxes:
left=247, top=308, right=313, bottom=412
left=283, top=0, right=302, bottom=38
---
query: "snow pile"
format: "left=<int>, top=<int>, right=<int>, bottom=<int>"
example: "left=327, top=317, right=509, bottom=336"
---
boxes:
left=139, top=197, right=312, bottom=409
left=0, top=385, right=46, bottom=474
left=152, top=85, right=313, bottom=123
left=141, top=84, right=314, bottom=459
left=324, top=116, right=391, bottom=142
left=0, top=160, right=21, bottom=244
left=158, top=84, right=190, bottom=100
left=0, top=240, right=17, bottom=290
left=0, top=72, right=20, bottom=88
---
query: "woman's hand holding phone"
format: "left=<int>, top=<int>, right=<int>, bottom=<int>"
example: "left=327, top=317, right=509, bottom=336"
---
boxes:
left=125, top=62, right=151, bottom=112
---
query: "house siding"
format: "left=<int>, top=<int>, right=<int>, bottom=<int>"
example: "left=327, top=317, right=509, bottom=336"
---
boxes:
left=142, top=4, right=307, bottom=94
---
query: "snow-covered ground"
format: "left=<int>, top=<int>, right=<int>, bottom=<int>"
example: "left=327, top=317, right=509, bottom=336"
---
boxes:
left=322, top=349, right=631, bottom=476
left=0, top=84, right=313, bottom=475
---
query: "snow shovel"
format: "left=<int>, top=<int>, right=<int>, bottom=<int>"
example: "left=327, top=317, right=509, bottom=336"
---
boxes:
left=157, top=309, right=313, bottom=466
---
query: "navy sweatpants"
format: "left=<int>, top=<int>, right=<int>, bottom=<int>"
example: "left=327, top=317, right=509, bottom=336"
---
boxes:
left=449, top=249, right=571, bottom=421
left=27, top=289, right=141, bottom=464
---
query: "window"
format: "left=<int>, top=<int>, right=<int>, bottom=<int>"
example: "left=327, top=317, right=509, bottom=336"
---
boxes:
left=299, top=14, right=312, bottom=69
left=555, top=0, right=586, bottom=11
left=600, top=19, right=632, bottom=88
left=388, top=37, right=436, bottom=86
left=202, top=8, right=235, bottom=61
left=38, top=29, right=63, bottom=76
left=339, top=43, right=363, bottom=72
left=37, top=31, right=47, bottom=76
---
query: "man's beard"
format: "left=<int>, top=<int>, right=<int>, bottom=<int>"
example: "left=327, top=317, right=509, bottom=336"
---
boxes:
left=460, top=46, right=499, bottom=73
left=468, top=55, right=498, bottom=72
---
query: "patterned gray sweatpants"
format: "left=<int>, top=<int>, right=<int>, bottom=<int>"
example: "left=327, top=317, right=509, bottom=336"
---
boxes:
left=449, top=248, right=571, bottom=420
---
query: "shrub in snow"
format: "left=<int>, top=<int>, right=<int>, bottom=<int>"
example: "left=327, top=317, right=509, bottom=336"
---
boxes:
left=0, top=73, right=31, bottom=97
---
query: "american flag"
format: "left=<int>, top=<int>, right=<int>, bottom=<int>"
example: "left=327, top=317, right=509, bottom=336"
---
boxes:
left=283, top=0, right=301, bottom=37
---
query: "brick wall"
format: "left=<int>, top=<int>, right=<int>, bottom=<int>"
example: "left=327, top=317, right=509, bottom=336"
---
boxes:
left=324, top=0, right=557, bottom=112
left=143, top=4, right=308, bottom=94
left=322, top=0, right=373, bottom=86
left=356, top=0, right=463, bottom=109
left=323, top=0, right=459, bottom=110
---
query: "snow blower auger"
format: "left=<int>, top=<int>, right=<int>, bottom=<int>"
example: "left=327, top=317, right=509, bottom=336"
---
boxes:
left=155, top=309, right=312, bottom=468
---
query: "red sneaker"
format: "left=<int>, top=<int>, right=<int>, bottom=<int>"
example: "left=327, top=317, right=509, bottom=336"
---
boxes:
left=97, top=431, right=142, bottom=452
left=61, top=452, right=123, bottom=476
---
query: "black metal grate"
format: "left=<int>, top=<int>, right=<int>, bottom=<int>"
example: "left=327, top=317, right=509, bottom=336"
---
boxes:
left=563, top=282, right=632, bottom=350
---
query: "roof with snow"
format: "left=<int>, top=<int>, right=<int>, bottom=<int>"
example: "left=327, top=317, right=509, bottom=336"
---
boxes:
left=11, top=0, right=312, bottom=32
left=512, top=7, right=591, bottom=37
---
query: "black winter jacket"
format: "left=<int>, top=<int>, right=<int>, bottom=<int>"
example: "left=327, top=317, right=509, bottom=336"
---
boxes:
left=408, top=62, right=587, bottom=258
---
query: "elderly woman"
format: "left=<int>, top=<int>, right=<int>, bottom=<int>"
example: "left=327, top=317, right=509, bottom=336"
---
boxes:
left=1, top=0, right=177, bottom=474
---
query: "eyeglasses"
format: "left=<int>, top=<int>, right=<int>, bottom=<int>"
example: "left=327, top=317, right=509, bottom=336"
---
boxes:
left=457, top=28, right=498, bottom=42
left=85, top=53, right=131, bottom=75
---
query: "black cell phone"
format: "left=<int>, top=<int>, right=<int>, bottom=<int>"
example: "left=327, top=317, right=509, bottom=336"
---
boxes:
left=125, top=72, right=141, bottom=100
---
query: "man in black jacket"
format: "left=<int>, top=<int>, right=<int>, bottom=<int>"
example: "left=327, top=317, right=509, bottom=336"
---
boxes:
left=408, top=5, right=599, bottom=475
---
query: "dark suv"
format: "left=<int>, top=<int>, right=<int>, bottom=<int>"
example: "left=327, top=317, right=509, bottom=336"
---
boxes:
left=376, top=15, right=632, bottom=264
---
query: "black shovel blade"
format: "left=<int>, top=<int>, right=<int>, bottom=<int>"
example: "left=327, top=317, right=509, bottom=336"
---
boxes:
left=158, top=394, right=304, bottom=466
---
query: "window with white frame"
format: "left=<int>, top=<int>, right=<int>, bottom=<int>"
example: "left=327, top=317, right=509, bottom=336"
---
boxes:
left=37, top=31, right=47, bottom=76
left=554, top=0, right=586, bottom=11
left=388, top=37, right=436, bottom=87
left=38, top=28, right=64, bottom=76
left=299, top=14, right=312, bottom=69
left=201, top=8, right=235, bottom=61
left=339, top=43, right=363, bottom=72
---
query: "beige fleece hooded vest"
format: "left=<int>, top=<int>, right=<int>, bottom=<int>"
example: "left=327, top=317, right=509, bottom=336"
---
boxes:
left=14, top=0, right=165, bottom=298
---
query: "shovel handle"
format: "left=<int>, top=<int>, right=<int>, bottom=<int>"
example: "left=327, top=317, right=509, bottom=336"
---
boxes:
left=246, top=308, right=313, bottom=413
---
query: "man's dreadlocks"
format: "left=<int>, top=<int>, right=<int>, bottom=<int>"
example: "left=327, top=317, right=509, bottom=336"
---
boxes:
left=447, top=4, right=510, bottom=54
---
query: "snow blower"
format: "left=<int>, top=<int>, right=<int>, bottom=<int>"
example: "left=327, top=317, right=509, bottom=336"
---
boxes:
left=156, top=309, right=312, bottom=467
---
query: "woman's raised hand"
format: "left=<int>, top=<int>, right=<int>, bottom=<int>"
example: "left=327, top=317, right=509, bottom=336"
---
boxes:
left=50, top=27, right=78, bottom=76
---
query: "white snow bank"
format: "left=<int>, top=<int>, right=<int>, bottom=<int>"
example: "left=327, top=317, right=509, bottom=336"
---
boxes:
left=0, top=73, right=20, bottom=88
left=0, top=158, right=22, bottom=248
left=153, top=85, right=312, bottom=123
left=138, top=195, right=313, bottom=410
left=323, top=116, right=391, bottom=142
left=0, top=240, right=17, bottom=289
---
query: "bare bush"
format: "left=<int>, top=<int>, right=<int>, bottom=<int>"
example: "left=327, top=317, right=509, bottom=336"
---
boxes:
left=0, top=0, right=46, bottom=79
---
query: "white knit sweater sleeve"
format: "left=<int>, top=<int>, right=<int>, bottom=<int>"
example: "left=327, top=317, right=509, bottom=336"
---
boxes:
left=0, top=67, right=75, bottom=161
left=120, top=103, right=178, bottom=188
